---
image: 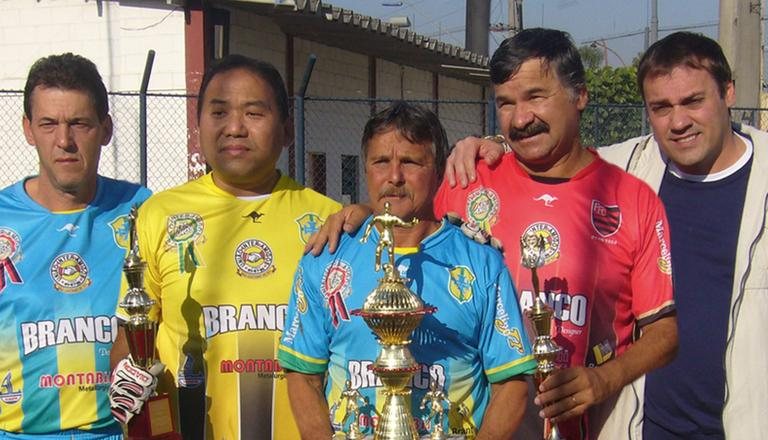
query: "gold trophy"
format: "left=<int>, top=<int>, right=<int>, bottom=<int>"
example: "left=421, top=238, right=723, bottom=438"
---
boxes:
left=521, top=232, right=564, bottom=440
left=119, top=206, right=180, bottom=439
left=351, top=202, right=436, bottom=440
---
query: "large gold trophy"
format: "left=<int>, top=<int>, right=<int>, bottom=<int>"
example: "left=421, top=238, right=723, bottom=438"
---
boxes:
left=521, top=232, right=564, bottom=440
left=119, top=207, right=180, bottom=439
left=351, top=202, right=436, bottom=440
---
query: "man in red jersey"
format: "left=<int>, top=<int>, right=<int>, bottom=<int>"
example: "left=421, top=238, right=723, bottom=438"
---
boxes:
left=308, top=28, right=677, bottom=440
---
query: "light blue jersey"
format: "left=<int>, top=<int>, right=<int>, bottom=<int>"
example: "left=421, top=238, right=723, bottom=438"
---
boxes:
left=0, top=176, right=150, bottom=435
left=278, top=218, right=537, bottom=437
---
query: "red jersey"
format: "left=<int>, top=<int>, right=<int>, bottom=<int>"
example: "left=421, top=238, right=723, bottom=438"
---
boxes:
left=434, top=151, right=675, bottom=439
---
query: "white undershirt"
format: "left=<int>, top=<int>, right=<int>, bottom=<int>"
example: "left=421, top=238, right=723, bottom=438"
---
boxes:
left=665, top=132, right=753, bottom=182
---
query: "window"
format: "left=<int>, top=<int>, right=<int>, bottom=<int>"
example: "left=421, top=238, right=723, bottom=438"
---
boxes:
left=341, top=155, right=358, bottom=204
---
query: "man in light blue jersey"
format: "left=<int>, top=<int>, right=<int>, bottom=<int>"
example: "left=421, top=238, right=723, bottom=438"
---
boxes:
left=0, top=53, right=150, bottom=439
left=278, top=101, right=537, bottom=439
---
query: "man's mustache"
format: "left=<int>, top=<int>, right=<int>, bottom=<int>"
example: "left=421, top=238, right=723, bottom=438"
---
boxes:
left=378, top=188, right=410, bottom=199
left=508, top=122, right=549, bottom=141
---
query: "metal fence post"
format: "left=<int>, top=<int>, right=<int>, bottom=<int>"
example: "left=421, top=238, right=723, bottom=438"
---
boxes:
left=295, top=54, right=317, bottom=186
left=139, top=50, right=155, bottom=187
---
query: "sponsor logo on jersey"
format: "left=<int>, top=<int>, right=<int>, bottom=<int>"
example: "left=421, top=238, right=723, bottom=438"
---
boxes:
left=322, top=261, right=352, bottom=327
left=21, top=315, right=119, bottom=356
left=203, top=303, right=287, bottom=338
left=347, top=360, right=445, bottom=391
left=493, top=286, right=525, bottom=354
left=654, top=220, right=672, bottom=275
left=590, top=200, right=622, bottom=237
left=234, top=239, right=276, bottom=278
left=220, top=358, right=282, bottom=376
left=522, top=222, right=561, bottom=265
left=591, top=339, right=614, bottom=366
left=50, top=252, right=91, bottom=293
left=447, top=266, right=475, bottom=304
left=242, top=210, right=265, bottom=223
left=0, top=227, right=23, bottom=293
left=57, top=223, right=79, bottom=237
left=295, top=267, right=308, bottom=314
left=109, top=215, right=132, bottom=249
left=533, top=194, right=558, bottom=207
left=177, top=354, right=204, bottom=388
left=38, top=370, right=112, bottom=390
left=296, top=213, right=324, bottom=244
left=519, top=290, right=588, bottom=327
left=466, top=187, right=499, bottom=231
left=0, top=372, right=22, bottom=404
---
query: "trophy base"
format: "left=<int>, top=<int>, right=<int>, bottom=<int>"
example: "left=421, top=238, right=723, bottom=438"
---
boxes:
left=127, top=394, right=181, bottom=440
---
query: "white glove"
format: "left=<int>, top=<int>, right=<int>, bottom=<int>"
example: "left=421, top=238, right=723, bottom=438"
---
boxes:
left=109, top=356, right=165, bottom=424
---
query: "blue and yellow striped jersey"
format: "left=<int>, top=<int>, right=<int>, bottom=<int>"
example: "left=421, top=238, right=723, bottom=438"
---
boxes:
left=0, top=176, right=150, bottom=434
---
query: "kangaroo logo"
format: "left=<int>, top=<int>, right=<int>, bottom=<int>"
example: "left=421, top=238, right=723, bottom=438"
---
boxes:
left=242, top=211, right=265, bottom=223
left=533, top=194, right=558, bottom=207
left=57, top=223, right=79, bottom=237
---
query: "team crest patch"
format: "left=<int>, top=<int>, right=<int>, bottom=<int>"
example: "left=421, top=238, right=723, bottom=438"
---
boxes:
left=322, top=261, right=352, bottom=327
left=295, top=267, right=308, bottom=314
left=109, top=215, right=131, bottom=249
left=234, top=239, right=276, bottom=278
left=466, top=187, right=500, bottom=231
left=50, top=252, right=91, bottom=293
left=177, top=354, right=204, bottom=388
left=522, top=222, right=561, bottom=265
left=0, top=228, right=23, bottom=293
left=296, top=213, right=324, bottom=245
left=166, top=213, right=205, bottom=272
left=0, top=372, right=22, bottom=404
left=448, top=266, right=475, bottom=304
left=591, top=200, right=621, bottom=237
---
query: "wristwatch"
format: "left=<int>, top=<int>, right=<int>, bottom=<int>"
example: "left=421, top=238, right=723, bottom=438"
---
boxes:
left=482, top=134, right=512, bottom=153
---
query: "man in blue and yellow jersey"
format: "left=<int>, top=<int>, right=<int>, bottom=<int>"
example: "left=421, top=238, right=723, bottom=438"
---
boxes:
left=0, top=54, right=151, bottom=438
left=110, top=55, right=340, bottom=439
left=278, top=102, right=537, bottom=439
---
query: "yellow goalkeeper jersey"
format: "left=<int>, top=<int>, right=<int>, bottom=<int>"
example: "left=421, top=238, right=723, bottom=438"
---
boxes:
left=116, top=173, right=340, bottom=439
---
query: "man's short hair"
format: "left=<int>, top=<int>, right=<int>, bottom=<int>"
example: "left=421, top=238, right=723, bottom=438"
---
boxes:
left=361, top=101, right=449, bottom=179
left=637, top=31, right=733, bottom=98
left=24, top=53, right=109, bottom=121
left=490, top=27, right=586, bottom=98
left=197, top=54, right=289, bottom=121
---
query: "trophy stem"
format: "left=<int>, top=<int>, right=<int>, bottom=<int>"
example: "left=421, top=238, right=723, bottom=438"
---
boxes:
left=374, top=388, right=419, bottom=440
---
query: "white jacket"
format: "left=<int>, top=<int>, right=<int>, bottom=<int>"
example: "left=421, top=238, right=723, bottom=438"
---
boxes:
left=596, top=123, right=768, bottom=439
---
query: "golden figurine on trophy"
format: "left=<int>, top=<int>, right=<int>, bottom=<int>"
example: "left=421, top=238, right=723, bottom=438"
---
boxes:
left=118, top=206, right=180, bottom=439
left=521, top=232, right=565, bottom=440
left=352, top=202, right=436, bottom=440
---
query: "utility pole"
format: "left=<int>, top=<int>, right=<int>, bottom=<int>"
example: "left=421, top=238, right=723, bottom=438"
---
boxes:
left=719, top=0, right=761, bottom=108
left=466, top=0, right=491, bottom=56
left=508, top=0, right=523, bottom=37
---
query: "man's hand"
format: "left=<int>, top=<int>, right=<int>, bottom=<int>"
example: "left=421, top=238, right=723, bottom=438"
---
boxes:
left=109, top=357, right=164, bottom=424
left=305, top=204, right=372, bottom=256
left=534, top=366, right=613, bottom=424
left=445, top=136, right=507, bottom=188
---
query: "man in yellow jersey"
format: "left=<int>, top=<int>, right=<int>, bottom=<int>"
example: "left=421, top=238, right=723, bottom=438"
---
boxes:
left=109, top=54, right=340, bottom=439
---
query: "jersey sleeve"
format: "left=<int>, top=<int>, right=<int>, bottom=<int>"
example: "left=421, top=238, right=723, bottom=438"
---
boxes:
left=477, top=255, right=537, bottom=382
left=278, top=256, right=332, bottom=374
left=631, top=185, right=676, bottom=328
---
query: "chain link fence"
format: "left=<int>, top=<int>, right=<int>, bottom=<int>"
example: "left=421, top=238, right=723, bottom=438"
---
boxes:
left=2, top=90, right=768, bottom=202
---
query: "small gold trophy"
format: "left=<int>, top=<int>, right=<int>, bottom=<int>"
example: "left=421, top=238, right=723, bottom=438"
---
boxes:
left=521, top=232, right=564, bottom=440
left=351, top=202, right=436, bottom=440
left=119, top=206, right=180, bottom=439
left=420, top=378, right=451, bottom=439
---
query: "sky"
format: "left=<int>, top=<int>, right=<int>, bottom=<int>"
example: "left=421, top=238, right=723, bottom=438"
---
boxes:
left=327, top=0, right=725, bottom=67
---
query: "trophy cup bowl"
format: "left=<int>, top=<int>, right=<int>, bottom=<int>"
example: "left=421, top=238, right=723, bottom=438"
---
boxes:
left=118, top=207, right=180, bottom=439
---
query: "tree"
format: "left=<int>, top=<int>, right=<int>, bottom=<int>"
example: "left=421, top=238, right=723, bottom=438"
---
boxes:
left=581, top=66, right=644, bottom=147
left=579, top=45, right=604, bottom=70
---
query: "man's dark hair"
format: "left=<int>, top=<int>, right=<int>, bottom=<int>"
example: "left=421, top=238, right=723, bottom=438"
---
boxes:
left=361, top=101, right=449, bottom=179
left=24, top=53, right=109, bottom=121
left=490, top=28, right=586, bottom=97
left=197, top=54, right=289, bottom=121
left=637, top=32, right=732, bottom=98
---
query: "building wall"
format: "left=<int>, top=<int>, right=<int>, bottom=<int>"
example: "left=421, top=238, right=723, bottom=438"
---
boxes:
left=0, top=0, right=188, bottom=190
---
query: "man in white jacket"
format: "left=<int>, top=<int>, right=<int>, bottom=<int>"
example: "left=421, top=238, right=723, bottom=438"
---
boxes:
left=446, top=31, right=766, bottom=439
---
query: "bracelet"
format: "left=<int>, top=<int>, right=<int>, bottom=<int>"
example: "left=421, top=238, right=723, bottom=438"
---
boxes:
left=482, top=134, right=512, bottom=153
